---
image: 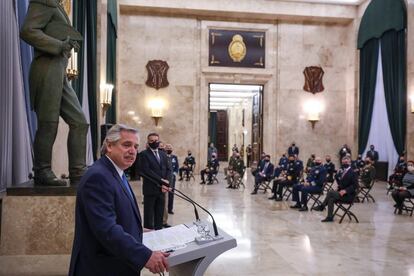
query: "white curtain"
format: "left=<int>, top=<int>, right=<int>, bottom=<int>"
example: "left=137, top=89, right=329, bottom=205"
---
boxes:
left=0, top=0, right=33, bottom=190
left=363, top=43, right=398, bottom=177
left=81, top=18, right=94, bottom=166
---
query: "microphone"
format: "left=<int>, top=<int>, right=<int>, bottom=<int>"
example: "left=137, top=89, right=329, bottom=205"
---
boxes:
left=139, top=172, right=221, bottom=238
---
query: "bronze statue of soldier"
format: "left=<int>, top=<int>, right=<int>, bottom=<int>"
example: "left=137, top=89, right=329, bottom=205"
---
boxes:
left=20, top=0, right=88, bottom=186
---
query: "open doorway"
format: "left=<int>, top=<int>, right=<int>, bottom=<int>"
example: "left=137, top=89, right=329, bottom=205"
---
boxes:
left=208, top=84, right=263, bottom=166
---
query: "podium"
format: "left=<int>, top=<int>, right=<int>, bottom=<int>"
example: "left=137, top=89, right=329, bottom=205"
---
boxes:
left=145, top=221, right=237, bottom=276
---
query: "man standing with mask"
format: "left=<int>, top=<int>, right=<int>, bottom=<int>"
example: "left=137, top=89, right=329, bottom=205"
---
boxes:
left=138, top=133, right=171, bottom=230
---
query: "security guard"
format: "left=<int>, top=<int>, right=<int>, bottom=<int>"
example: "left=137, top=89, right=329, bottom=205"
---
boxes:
left=178, top=151, right=196, bottom=181
left=291, top=157, right=327, bottom=211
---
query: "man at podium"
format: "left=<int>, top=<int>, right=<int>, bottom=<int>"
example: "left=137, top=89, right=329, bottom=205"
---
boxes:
left=69, top=124, right=169, bottom=275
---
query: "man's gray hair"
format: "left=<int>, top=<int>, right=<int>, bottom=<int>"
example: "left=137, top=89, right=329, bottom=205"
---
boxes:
left=101, top=124, right=139, bottom=155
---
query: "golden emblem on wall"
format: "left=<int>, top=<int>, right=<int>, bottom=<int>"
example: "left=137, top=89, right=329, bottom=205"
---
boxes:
left=228, top=34, right=247, bottom=62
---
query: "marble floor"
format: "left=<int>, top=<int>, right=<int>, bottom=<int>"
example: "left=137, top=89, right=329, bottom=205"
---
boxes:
left=1, top=169, right=414, bottom=276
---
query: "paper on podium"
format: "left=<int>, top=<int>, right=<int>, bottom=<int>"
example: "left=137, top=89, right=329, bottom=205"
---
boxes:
left=143, top=224, right=198, bottom=252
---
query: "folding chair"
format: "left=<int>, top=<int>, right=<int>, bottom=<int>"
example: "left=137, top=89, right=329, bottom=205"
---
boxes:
left=394, top=196, right=414, bottom=217
left=207, top=165, right=220, bottom=185
left=233, top=167, right=246, bottom=189
left=185, top=164, right=195, bottom=181
left=333, top=200, right=359, bottom=224
left=309, top=182, right=327, bottom=210
left=282, top=183, right=294, bottom=200
left=257, top=179, right=272, bottom=193
left=357, top=179, right=376, bottom=203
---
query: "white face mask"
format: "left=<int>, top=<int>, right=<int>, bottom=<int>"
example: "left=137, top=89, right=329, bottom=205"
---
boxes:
left=408, top=165, right=414, bottom=172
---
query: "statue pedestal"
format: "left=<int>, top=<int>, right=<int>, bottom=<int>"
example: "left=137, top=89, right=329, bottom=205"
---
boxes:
left=1, top=181, right=76, bottom=256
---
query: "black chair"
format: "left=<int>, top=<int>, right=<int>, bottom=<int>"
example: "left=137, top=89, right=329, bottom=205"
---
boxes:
left=333, top=200, right=359, bottom=224
left=309, top=182, right=327, bottom=210
left=207, top=165, right=220, bottom=185
left=185, top=164, right=195, bottom=181
left=233, top=167, right=246, bottom=189
left=393, top=196, right=414, bottom=217
left=357, top=179, right=376, bottom=203
left=257, top=177, right=273, bottom=193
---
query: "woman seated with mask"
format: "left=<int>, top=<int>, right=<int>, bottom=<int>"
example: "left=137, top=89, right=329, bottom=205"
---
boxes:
left=392, top=160, right=414, bottom=214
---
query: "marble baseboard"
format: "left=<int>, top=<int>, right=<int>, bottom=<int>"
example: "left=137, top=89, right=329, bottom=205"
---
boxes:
left=0, top=196, right=75, bottom=255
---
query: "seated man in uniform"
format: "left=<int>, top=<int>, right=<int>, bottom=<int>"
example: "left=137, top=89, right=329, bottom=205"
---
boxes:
left=359, top=157, right=376, bottom=188
left=251, top=155, right=274, bottom=194
left=388, top=155, right=408, bottom=190
left=224, top=151, right=237, bottom=179
left=200, top=153, right=219, bottom=184
left=278, top=153, right=288, bottom=170
left=305, top=154, right=316, bottom=173
left=271, top=154, right=301, bottom=201
left=352, top=154, right=365, bottom=175
left=178, top=150, right=196, bottom=181
left=291, top=157, right=327, bottom=211
left=312, top=156, right=358, bottom=222
left=324, top=155, right=336, bottom=183
left=226, top=152, right=244, bottom=189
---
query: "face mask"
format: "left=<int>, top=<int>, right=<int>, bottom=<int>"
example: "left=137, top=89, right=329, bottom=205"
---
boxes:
left=408, top=165, right=414, bottom=172
left=236, top=156, right=240, bottom=159
left=148, top=141, right=159, bottom=149
left=188, top=153, right=192, bottom=156
left=166, top=150, right=172, bottom=154
left=315, top=162, right=322, bottom=166
left=342, top=164, right=350, bottom=168
left=265, top=159, right=270, bottom=163
left=292, top=144, right=295, bottom=147
left=326, top=159, right=331, bottom=163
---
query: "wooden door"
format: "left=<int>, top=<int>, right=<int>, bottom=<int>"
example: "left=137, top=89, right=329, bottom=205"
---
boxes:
left=216, top=110, right=228, bottom=161
left=252, top=92, right=263, bottom=163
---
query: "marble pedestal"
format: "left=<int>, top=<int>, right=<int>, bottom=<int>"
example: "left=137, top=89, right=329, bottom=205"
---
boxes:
left=0, top=183, right=76, bottom=256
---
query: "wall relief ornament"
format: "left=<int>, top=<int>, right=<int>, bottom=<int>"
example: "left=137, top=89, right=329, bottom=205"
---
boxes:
left=303, top=66, right=324, bottom=94
left=145, top=60, right=169, bottom=90
left=228, top=34, right=247, bottom=62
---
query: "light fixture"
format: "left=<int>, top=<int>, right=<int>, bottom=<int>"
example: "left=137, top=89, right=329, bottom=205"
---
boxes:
left=66, top=49, right=79, bottom=80
left=410, top=94, right=414, bottom=113
left=100, top=83, right=114, bottom=118
left=303, top=99, right=324, bottom=129
left=148, top=98, right=165, bottom=126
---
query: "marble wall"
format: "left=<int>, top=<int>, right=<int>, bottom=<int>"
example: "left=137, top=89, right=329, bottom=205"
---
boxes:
left=118, top=12, right=357, bottom=167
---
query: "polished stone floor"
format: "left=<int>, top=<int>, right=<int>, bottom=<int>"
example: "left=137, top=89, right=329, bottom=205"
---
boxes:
left=1, top=169, right=414, bottom=276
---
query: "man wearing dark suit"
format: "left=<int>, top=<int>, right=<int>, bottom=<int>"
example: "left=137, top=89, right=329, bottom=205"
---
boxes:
left=272, top=155, right=302, bottom=201
left=313, top=156, right=358, bottom=222
left=288, top=142, right=299, bottom=156
left=251, top=154, right=274, bottom=194
left=324, top=155, right=336, bottom=183
left=338, top=144, right=352, bottom=161
left=138, top=133, right=172, bottom=230
left=69, top=124, right=169, bottom=275
left=366, top=145, right=379, bottom=163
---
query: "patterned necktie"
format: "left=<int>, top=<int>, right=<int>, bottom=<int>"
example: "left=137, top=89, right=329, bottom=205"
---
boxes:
left=121, top=174, right=134, bottom=199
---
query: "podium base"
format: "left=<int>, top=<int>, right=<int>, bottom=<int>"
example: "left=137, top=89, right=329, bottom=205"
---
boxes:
left=195, top=235, right=223, bottom=245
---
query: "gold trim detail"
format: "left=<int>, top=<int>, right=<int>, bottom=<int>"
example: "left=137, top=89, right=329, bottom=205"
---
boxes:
left=228, top=34, right=246, bottom=63
left=59, top=0, right=71, bottom=15
left=254, top=57, right=264, bottom=67
left=210, top=55, right=220, bottom=65
left=211, top=32, right=222, bottom=45
left=253, top=35, right=264, bottom=47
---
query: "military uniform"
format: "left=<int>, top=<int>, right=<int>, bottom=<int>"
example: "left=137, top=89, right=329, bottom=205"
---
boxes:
left=324, top=161, right=336, bottom=183
left=227, top=158, right=244, bottom=188
left=360, top=165, right=376, bottom=188
left=273, top=161, right=301, bottom=200
left=21, top=0, right=88, bottom=185
left=291, top=165, right=327, bottom=209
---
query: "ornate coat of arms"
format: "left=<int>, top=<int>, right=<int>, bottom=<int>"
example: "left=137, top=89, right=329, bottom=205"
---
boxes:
left=303, top=66, right=324, bottom=94
left=228, top=34, right=247, bottom=62
left=145, top=60, right=169, bottom=90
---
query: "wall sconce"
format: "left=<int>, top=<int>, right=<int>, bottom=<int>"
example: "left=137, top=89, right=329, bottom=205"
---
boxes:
left=148, top=98, right=165, bottom=126
left=66, top=49, right=78, bottom=80
left=100, top=83, right=114, bottom=118
left=304, top=99, right=324, bottom=129
left=410, top=95, right=414, bottom=113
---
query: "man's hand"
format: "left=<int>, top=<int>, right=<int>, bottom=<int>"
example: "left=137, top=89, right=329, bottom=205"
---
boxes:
left=145, top=251, right=170, bottom=274
left=339, top=189, right=347, bottom=196
left=161, top=185, right=171, bottom=193
left=143, top=228, right=154, bottom=233
left=399, top=186, right=407, bottom=191
left=304, top=182, right=310, bottom=187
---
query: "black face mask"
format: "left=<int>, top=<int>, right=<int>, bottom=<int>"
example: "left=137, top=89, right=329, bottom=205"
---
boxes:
left=315, top=162, right=322, bottom=166
left=264, top=159, right=270, bottom=163
left=289, top=159, right=294, bottom=163
left=342, top=164, right=350, bottom=168
left=188, top=153, right=192, bottom=156
left=148, top=141, right=159, bottom=149
left=292, top=144, right=295, bottom=147
left=166, top=150, right=172, bottom=155
left=326, top=159, right=331, bottom=163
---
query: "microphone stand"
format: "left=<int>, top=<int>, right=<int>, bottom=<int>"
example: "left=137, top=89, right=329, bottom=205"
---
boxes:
left=139, top=172, right=223, bottom=243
